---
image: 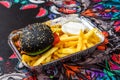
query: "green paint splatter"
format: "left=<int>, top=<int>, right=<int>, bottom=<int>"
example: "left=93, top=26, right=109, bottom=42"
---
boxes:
left=50, top=75, right=54, bottom=79
left=21, top=1, right=27, bottom=4
left=14, top=0, right=20, bottom=3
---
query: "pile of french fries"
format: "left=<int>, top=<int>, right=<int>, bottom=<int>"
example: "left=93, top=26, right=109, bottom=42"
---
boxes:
left=21, top=22, right=101, bottom=67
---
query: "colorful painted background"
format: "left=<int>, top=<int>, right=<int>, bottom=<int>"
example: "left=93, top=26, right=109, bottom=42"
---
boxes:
left=0, top=0, right=120, bottom=80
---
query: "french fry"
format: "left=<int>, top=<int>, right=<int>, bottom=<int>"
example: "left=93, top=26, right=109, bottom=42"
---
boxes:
left=33, top=47, right=58, bottom=66
left=52, top=55, right=59, bottom=60
left=50, top=58, right=54, bottom=62
left=77, top=31, right=83, bottom=51
left=27, top=62, right=31, bottom=66
left=64, top=41, right=78, bottom=47
left=59, top=48, right=77, bottom=54
left=41, top=61, right=46, bottom=64
left=92, top=34, right=100, bottom=43
left=77, top=42, right=82, bottom=51
left=22, top=54, right=32, bottom=62
left=84, top=28, right=97, bottom=39
left=51, top=26, right=63, bottom=36
left=55, top=42, right=64, bottom=47
left=53, top=52, right=59, bottom=57
left=22, top=54, right=41, bottom=66
left=56, top=53, right=68, bottom=58
left=51, top=27, right=62, bottom=32
left=30, top=60, right=36, bottom=66
left=81, top=43, right=87, bottom=50
left=87, top=33, right=100, bottom=45
left=60, top=34, right=69, bottom=38
left=86, top=42, right=94, bottom=48
left=82, top=39, right=88, bottom=50
left=22, top=54, right=40, bottom=61
left=50, top=24, right=61, bottom=28
left=55, top=42, right=64, bottom=49
left=60, top=36, right=79, bottom=41
left=45, top=55, right=51, bottom=63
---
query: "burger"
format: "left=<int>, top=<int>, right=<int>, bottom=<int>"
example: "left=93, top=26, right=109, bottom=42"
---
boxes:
left=19, top=23, right=54, bottom=56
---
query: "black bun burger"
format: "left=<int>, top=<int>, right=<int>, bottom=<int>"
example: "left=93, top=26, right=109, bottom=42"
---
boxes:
left=20, top=23, right=54, bottom=56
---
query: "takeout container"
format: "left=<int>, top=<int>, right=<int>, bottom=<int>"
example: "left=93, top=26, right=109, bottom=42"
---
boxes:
left=8, top=16, right=104, bottom=77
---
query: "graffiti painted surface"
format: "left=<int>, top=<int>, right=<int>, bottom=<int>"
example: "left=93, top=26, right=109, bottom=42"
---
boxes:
left=0, top=0, right=120, bottom=80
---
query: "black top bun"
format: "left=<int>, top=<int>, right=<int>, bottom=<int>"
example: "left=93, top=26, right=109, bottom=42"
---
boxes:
left=20, top=23, right=54, bottom=53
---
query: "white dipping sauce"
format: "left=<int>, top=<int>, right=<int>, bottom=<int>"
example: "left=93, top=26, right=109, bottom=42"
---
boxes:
left=62, top=22, right=86, bottom=35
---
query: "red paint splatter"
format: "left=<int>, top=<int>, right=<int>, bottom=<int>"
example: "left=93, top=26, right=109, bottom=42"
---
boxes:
left=115, top=26, right=120, bottom=32
left=20, top=4, right=38, bottom=10
left=9, top=53, right=17, bottom=59
left=0, top=1, right=11, bottom=8
left=111, top=54, right=120, bottom=64
left=92, top=0, right=102, bottom=3
left=109, top=61, right=120, bottom=70
left=114, top=21, right=120, bottom=26
left=36, top=8, right=48, bottom=18
left=0, top=56, right=3, bottom=61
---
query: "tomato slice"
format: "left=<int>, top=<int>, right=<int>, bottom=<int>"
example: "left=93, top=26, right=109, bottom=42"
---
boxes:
left=53, top=32, right=60, bottom=46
